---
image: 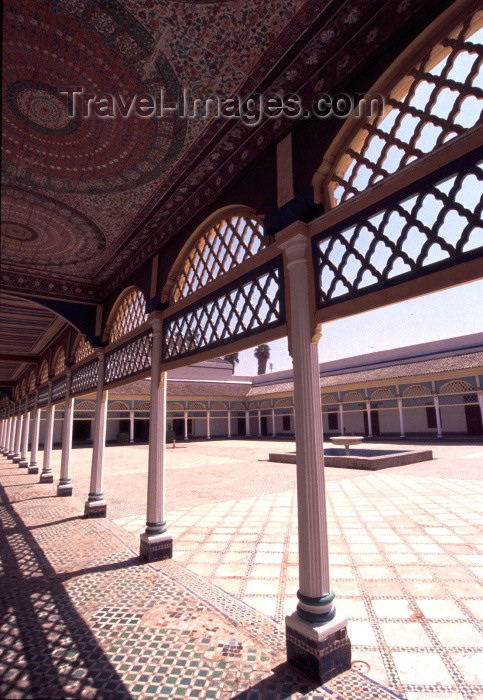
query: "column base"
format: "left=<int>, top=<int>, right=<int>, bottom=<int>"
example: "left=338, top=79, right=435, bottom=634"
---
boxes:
left=7, top=453, right=15, bottom=460
left=19, top=459, right=29, bottom=468
left=39, top=472, right=54, bottom=483
left=285, top=612, right=351, bottom=684
left=28, top=464, right=39, bottom=475
left=139, top=532, right=173, bottom=562
left=57, top=483, right=73, bottom=497
left=84, top=499, right=107, bottom=518
left=12, top=455, right=21, bottom=463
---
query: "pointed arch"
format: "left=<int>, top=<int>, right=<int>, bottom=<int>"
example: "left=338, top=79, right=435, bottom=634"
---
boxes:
left=27, top=370, right=36, bottom=392
left=343, top=391, right=364, bottom=403
left=38, top=360, right=49, bottom=385
left=52, top=346, right=66, bottom=376
left=73, top=335, right=95, bottom=364
left=164, top=206, right=266, bottom=304
left=106, top=287, right=148, bottom=343
left=20, top=378, right=27, bottom=398
left=314, top=4, right=482, bottom=206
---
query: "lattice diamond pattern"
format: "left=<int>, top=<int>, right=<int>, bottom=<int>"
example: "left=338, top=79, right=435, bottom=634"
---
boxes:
left=51, top=376, right=67, bottom=403
left=163, top=262, right=283, bottom=361
left=74, top=336, right=94, bottom=363
left=105, top=331, right=152, bottom=384
left=38, top=361, right=48, bottom=385
left=330, top=12, right=482, bottom=204
left=37, top=386, right=49, bottom=407
left=27, top=393, right=36, bottom=410
left=71, top=360, right=99, bottom=395
left=109, top=289, right=147, bottom=343
left=171, top=215, right=266, bottom=303
left=52, top=348, right=66, bottom=376
left=315, top=161, right=483, bottom=307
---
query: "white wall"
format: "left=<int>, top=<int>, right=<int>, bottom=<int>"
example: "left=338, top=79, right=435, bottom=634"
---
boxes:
left=440, top=404, right=468, bottom=433
left=343, top=410, right=365, bottom=434
left=403, top=407, right=434, bottom=433
left=378, top=409, right=400, bottom=435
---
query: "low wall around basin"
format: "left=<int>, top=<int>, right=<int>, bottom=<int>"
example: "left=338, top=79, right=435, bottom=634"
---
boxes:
left=268, top=449, right=433, bottom=470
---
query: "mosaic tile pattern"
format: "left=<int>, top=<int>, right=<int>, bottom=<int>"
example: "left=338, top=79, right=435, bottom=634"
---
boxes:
left=109, top=439, right=483, bottom=699
left=0, top=454, right=402, bottom=699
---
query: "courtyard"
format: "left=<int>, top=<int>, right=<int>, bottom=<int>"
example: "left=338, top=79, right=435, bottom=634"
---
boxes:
left=1, top=438, right=482, bottom=698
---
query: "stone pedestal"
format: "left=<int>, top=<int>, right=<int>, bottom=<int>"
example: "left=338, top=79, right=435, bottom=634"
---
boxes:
left=139, top=532, right=173, bottom=562
left=84, top=498, right=107, bottom=518
left=39, top=472, right=54, bottom=483
left=57, top=481, right=73, bottom=497
left=285, top=613, right=351, bottom=684
left=19, top=458, right=29, bottom=468
left=28, top=463, right=39, bottom=475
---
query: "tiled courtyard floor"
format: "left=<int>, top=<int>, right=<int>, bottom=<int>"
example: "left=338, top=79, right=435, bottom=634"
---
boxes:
left=1, top=438, right=482, bottom=698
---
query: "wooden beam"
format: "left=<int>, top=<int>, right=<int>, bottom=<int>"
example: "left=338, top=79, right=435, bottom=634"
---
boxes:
left=0, top=354, right=38, bottom=364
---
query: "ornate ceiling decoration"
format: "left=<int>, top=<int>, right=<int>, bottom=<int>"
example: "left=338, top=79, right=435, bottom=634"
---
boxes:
left=2, top=0, right=430, bottom=300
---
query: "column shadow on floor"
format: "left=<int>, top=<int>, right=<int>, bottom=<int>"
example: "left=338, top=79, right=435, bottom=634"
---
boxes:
left=0, top=482, right=131, bottom=699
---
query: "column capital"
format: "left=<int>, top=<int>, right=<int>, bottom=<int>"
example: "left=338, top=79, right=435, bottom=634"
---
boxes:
left=276, top=221, right=309, bottom=247
left=277, top=230, right=310, bottom=266
left=148, top=310, right=164, bottom=329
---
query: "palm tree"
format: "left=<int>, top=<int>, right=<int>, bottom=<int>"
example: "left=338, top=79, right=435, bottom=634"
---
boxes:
left=224, top=353, right=239, bottom=374
left=254, top=344, right=270, bottom=375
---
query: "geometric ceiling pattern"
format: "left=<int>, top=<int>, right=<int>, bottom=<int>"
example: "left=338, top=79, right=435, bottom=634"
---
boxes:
left=2, top=0, right=428, bottom=298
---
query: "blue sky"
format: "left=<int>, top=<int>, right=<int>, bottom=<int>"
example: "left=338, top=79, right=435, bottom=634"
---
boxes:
left=235, top=278, right=483, bottom=375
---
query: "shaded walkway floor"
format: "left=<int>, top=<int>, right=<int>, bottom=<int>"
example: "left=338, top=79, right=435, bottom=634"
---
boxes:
left=0, top=455, right=402, bottom=699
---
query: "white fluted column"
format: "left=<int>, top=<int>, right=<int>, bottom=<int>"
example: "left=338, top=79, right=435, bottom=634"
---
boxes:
left=478, top=391, right=483, bottom=437
left=58, top=371, right=73, bottom=496
left=338, top=404, right=344, bottom=436
left=19, top=402, right=30, bottom=467
left=434, top=395, right=443, bottom=438
left=0, top=414, right=8, bottom=454
left=257, top=409, right=262, bottom=436
left=365, top=401, right=373, bottom=438
left=245, top=410, right=251, bottom=436
left=6, top=414, right=15, bottom=457
left=85, top=351, right=108, bottom=517
left=129, top=410, right=135, bottom=443
left=227, top=410, right=232, bottom=438
left=206, top=410, right=211, bottom=440
left=140, top=314, right=172, bottom=561
left=0, top=415, right=5, bottom=451
left=40, top=384, right=55, bottom=483
left=183, top=410, right=188, bottom=440
left=13, top=405, right=23, bottom=463
left=397, top=397, right=405, bottom=438
left=271, top=408, right=276, bottom=437
left=29, top=393, right=41, bottom=474
left=279, top=229, right=350, bottom=683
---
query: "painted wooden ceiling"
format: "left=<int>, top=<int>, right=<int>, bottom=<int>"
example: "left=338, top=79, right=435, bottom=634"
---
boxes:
left=1, top=0, right=428, bottom=301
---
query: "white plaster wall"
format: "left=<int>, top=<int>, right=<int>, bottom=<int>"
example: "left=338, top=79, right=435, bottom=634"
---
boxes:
left=402, top=407, right=434, bottom=433
left=210, top=417, right=227, bottom=436
left=106, top=419, right=121, bottom=441
left=343, top=411, right=365, bottom=434
left=378, top=409, right=400, bottom=435
left=440, top=404, right=468, bottom=433
left=192, top=417, right=207, bottom=437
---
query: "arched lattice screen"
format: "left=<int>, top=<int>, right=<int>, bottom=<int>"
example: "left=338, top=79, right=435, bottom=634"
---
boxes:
left=20, top=379, right=26, bottom=398
left=170, top=214, right=265, bottom=303
left=403, top=384, right=431, bottom=397
left=38, top=361, right=49, bottom=385
left=328, top=11, right=482, bottom=206
left=439, top=379, right=475, bottom=394
left=371, top=388, right=396, bottom=400
left=28, top=371, right=36, bottom=392
left=109, top=289, right=147, bottom=343
left=53, top=347, right=65, bottom=376
left=75, top=337, right=94, bottom=364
